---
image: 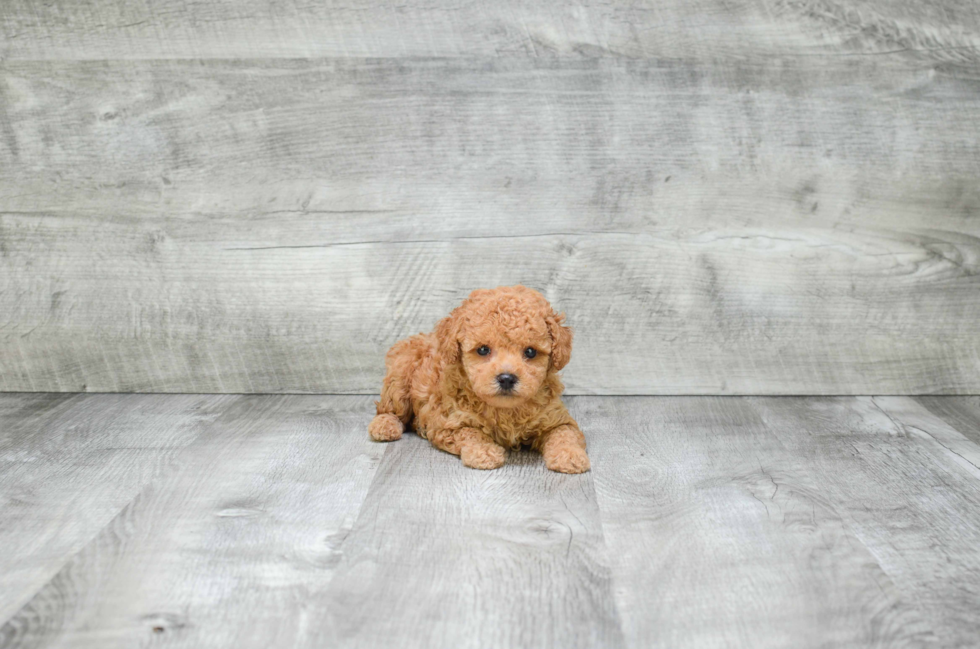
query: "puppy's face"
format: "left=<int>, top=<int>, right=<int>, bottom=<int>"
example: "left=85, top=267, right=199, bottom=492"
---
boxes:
left=459, top=321, right=553, bottom=408
left=437, top=286, right=573, bottom=409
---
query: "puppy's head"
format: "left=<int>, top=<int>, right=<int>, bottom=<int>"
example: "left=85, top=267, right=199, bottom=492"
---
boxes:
left=435, top=285, right=572, bottom=409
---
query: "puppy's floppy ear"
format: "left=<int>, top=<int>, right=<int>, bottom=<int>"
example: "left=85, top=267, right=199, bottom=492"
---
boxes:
left=435, top=308, right=464, bottom=365
left=546, top=311, right=573, bottom=371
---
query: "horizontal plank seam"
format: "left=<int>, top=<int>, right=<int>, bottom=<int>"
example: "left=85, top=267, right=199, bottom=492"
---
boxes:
left=1, top=49, right=977, bottom=63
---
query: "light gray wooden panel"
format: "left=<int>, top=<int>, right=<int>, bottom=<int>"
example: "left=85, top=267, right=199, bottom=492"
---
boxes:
left=0, top=395, right=385, bottom=647
left=915, top=396, right=980, bottom=447
left=314, top=432, right=625, bottom=649
left=752, top=396, right=980, bottom=648
left=2, top=57, right=979, bottom=394
left=0, top=392, right=230, bottom=623
left=4, top=58, right=980, bottom=217
left=579, top=396, right=932, bottom=648
left=1, top=0, right=978, bottom=61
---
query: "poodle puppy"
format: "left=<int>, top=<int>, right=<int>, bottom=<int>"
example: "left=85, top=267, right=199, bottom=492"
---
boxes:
left=368, top=285, right=589, bottom=473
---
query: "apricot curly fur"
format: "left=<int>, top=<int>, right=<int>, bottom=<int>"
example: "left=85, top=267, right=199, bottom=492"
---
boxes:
left=367, top=413, right=403, bottom=441
left=368, top=285, right=589, bottom=473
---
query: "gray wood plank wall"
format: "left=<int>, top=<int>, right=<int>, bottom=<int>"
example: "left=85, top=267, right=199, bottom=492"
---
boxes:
left=1, top=1, right=979, bottom=394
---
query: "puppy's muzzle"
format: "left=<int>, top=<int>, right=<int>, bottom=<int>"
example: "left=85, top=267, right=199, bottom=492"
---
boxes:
left=496, top=373, right=518, bottom=392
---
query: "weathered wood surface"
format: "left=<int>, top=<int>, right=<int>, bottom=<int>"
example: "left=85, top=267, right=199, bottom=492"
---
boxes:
left=875, top=396, right=980, bottom=478
left=0, top=395, right=385, bottom=649
left=1, top=0, right=979, bottom=61
left=915, top=396, right=980, bottom=447
left=582, top=396, right=933, bottom=648
left=0, top=392, right=230, bottom=623
left=2, top=54, right=979, bottom=394
left=2, top=394, right=980, bottom=647
left=318, top=431, right=624, bottom=649
left=752, top=396, right=980, bottom=648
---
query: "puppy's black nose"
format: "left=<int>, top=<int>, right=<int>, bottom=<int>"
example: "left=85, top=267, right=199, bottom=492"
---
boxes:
left=496, top=373, right=518, bottom=391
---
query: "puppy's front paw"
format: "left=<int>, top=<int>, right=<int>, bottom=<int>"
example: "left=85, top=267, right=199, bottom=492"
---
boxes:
left=460, top=443, right=506, bottom=470
left=544, top=445, right=591, bottom=474
left=369, top=413, right=403, bottom=441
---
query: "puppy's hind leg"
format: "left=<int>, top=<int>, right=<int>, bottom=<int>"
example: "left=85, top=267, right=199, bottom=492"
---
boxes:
left=369, top=342, right=414, bottom=442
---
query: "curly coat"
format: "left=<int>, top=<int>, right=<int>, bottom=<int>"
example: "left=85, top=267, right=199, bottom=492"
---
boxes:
left=368, top=285, right=590, bottom=473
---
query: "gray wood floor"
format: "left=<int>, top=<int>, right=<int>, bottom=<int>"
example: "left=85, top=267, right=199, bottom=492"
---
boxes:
left=2, top=393, right=979, bottom=648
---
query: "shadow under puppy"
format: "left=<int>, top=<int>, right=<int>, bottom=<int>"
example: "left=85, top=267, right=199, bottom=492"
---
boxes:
left=369, top=285, right=590, bottom=473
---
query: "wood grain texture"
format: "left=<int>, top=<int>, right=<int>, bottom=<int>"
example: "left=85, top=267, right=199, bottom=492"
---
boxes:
left=752, top=396, right=980, bottom=648
left=1, top=0, right=978, bottom=62
left=315, top=431, right=624, bottom=649
left=3, top=394, right=980, bottom=647
left=0, top=392, right=230, bottom=623
left=915, top=396, right=980, bottom=447
left=874, top=396, right=980, bottom=479
left=580, top=396, right=933, bottom=648
left=2, top=55, right=979, bottom=394
left=0, top=395, right=385, bottom=648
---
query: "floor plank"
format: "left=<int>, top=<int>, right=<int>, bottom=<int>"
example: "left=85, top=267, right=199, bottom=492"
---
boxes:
left=314, top=431, right=625, bottom=649
left=580, top=396, right=933, bottom=648
left=0, top=395, right=384, bottom=648
left=752, top=396, right=980, bottom=648
left=915, top=396, right=980, bottom=448
left=0, top=392, right=230, bottom=624
left=875, top=396, right=980, bottom=481
left=4, top=394, right=980, bottom=647
left=1, top=0, right=977, bottom=62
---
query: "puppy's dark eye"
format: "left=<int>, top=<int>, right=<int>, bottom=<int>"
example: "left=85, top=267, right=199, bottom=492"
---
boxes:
left=523, top=347, right=537, bottom=359
left=476, top=345, right=491, bottom=356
